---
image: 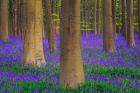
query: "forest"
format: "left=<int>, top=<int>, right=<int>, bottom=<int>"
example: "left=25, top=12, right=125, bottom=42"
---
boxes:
left=0, top=0, right=140, bottom=92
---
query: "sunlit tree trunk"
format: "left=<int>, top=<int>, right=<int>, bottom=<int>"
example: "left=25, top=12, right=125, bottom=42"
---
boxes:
left=23, top=0, right=46, bottom=67
left=126, top=0, right=136, bottom=47
left=103, top=0, right=116, bottom=53
left=0, top=0, right=9, bottom=42
left=60, top=0, right=84, bottom=88
left=93, top=0, right=97, bottom=34
left=121, top=0, right=127, bottom=40
left=44, top=0, right=57, bottom=53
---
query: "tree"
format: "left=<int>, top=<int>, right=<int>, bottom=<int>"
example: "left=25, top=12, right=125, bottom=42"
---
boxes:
left=126, top=0, right=136, bottom=47
left=96, top=0, right=101, bottom=34
left=22, top=0, right=46, bottom=67
left=103, top=0, right=116, bottom=53
left=138, top=0, right=140, bottom=40
left=121, top=0, right=127, bottom=40
left=93, top=0, right=97, bottom=34
left=112, top=0, right=116, bottom=38
left=9, top=0, right=22, bottom=38
left=0, top=0, right=9, bottom=42
left=60, top=0, right=84, bottom=88
left=44, top=0, right=57, bottom=53
left=82, top=0, right=88, bottom=34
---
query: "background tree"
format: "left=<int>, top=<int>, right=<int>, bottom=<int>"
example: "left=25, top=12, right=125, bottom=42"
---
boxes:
left=121, top=0, right=127, bottom=39
left=96, top=0, right=101, bottom=34
left=112, top=0, right=116, bottom=37
left=0, top=0, right=9, bottom=42
left=60, top=0, right=85, bottom=88
left=44, top=0, right=57, bottom=53
left=93, top=0, right=97, bottom=34
left=103, top=0, right=116, bottom=53
left=138, top=0, right=140, bottom=40
left=126, top=0, right=136, bottom=47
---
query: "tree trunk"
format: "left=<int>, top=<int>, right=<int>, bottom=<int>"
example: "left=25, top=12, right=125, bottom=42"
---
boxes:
left=138, top=0, right=140, bottom=40
left=103, top=0, right=116, bottom=53
left=93, top=0, right=97, bottom=34
left=83, top=0, right=88, bottom=35
left=0, top=0, right=9, bottom=42
left=23, top=0, right=46, bottom=67
left=121, top=0, right=127, bottom=40
left=96, top=0, right=101, bottom=34
left=44, top=0, right=57, bottom=53
left=126, top=0, right=136, bottom=47
left=60, top=0, right=84, bottom=88
left=112, top=0, right=116, bottom=38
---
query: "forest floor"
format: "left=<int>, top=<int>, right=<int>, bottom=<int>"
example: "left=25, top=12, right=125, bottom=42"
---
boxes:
left=0, top=34, right=140, bottom=93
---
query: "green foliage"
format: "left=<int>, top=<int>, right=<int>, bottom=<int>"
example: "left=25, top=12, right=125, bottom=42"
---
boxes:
left=0, top=63, right=140, bottom=92
left=0, top=63, right=49, bottom=74
left=0, top=80, right=118, bottom=93
left=86, top=65, right=140, bottom=78
left=0, top=41, right=14, bottom=44
left=1, top=79, right=139, bottom=93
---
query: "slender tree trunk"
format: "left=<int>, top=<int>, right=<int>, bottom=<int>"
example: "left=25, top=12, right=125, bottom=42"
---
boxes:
left=93, top=0, right=97, bottom=34
left=83, top=0, right=88, bottom=35
left=138, top=0, right=140, bottom=40
left=96, top=0, right=101, bottom=34
left=0, top=0, right=9, bottom=42
left=60, top=0, right=84, bottom=88
left=100, top=0, right=103, bottom=34
left=14, top=0, right=18, bottom=37
left=23, top=0, right=46, bottom=67
left=121, top=0, right=127, bottom=40
left=103, top=0, right=116, bottom=53
left=17, top=0, right=22, bottom=37
left=21, top=0, right=26, bottom=40
left=126, top=0, right=136, bottom=47
left=112, top=0, right=116, bottom=38
left=44, top=0, right=57, bottom=53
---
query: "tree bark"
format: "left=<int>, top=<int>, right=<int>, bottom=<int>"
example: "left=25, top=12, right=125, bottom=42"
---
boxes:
left=23, top=0, right=46, bottom=67
left=60, top=0, right=84, bottom=88
left=0, top=0, right=9, bottom=42
left=112, top=0, right=116, bottom=38
left=83, top=0, right=88, bottom=35
left=138, top=0, right=140, bottom=40
left=93, top=0, right=97, bottom=34
left=96, top=0, right=101, bottom=34
left=103, top=0, right=116, bottom=53
left=126, top=0, right=136, bottom=47
left=44, top=0, right=57, bottom=53
left=121, top=0, right=127, bottom=40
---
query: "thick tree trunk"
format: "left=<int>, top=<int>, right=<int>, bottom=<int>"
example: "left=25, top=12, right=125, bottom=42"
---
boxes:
left=60, top=0, right=84, bottom=88
left=0, top=0, right=9, bottom=42
left=103, top=0, right=116, bottom=53
left=44, top=0, right=57, bottom=53
left=23, top=0, right=46, bottom=67
left=93, top=0, right=97, bottom=34
left=126, top=0, right=136, bottom=47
